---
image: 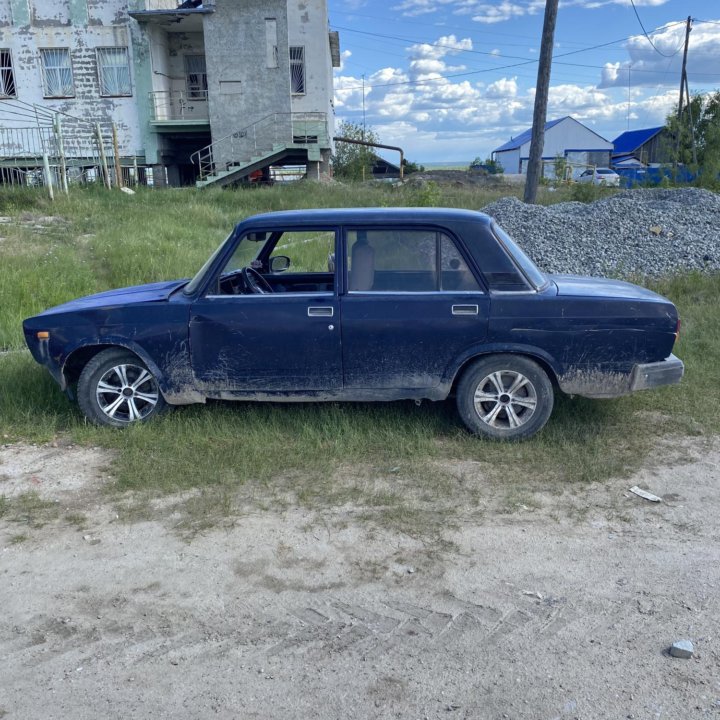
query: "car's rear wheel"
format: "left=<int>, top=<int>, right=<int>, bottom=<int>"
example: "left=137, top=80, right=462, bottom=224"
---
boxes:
left=456, top=355, right=554, bottom=440
left=77, top=348, right=167, bottom=428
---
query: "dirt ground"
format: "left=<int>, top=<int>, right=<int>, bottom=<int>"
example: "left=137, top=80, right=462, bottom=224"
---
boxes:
left=1, top=438, right=719, bottom=720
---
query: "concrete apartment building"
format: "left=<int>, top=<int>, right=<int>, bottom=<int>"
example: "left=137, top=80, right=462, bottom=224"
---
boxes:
left=0, top=0, right=340, bottom=186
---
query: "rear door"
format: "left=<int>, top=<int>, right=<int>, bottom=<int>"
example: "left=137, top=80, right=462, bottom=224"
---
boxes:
left=340, top=227, right=490, bottom=389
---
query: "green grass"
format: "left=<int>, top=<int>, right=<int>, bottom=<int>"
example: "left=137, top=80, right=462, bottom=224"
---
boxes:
left=0, top=184, right=716, bottom=537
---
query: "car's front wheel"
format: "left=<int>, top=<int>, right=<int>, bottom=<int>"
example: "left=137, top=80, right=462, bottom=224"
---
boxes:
left=77, top=348, right=167, bottom=428
left=456, top=355, right=554, bottom=440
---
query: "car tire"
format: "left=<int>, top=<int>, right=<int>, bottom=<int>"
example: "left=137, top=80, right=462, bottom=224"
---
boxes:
left=77, top=348, right=167, bottom=428
left=456, top=355, right=554, bottom=440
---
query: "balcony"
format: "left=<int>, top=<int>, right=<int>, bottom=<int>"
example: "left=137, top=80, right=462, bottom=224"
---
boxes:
left=129, top=0, right=214, bottom=29
left=149, top=91, right=209, bottom=128
left=133, top=0, right=213, bottom=10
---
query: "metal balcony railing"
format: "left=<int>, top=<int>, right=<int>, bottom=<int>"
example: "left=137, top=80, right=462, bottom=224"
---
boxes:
left=134, top=0, right=215, bottom=9
left=135, top=0, right=186, bottom=10
left=190, top=112, right=328, bottom=180
left=149, top=90, right=209, bottom=122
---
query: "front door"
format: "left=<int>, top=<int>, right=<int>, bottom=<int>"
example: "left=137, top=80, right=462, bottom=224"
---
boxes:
left=189, top=293, right=340, bottom=393
left=189, top=227, right=341, bottom=393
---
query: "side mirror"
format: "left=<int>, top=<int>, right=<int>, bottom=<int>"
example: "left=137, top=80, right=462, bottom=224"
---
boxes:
left=270, top=255, right=290, bottom=273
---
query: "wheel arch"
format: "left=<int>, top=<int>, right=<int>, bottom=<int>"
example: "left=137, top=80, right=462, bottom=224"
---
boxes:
left=63, top=342, right=167, bottom=391
left=450, top=348, right=560, bottom=395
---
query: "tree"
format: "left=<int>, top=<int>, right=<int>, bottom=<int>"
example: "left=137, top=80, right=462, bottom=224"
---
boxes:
left=552, top=153, right=568, bottom=182
left=402, top=158, right=424, bottom=174
left=665, top=90, right=720, bottom=182
left=332, top=121, right=380, bottom=180
left=469, top=156, right=503, bottom=174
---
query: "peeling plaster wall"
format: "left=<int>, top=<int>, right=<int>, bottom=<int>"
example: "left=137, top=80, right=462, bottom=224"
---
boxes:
left=203, top=0, right=291, bottom=168
left=0, top=0, right=143, bottom=160
left=0, top=1, right=13, bottom=26
left=31, top=0, right=70, bottom=25
left=1, top=0, right=336, bottom=170
left=288, top=0, right=333, bottom=133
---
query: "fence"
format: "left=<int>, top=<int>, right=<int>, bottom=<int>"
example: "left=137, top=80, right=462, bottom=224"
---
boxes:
left=0, top=101, right=154, bottom=196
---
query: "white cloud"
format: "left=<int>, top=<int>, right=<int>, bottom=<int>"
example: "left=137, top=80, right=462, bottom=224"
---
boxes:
left=394, top=0, right=670, bottom=19
left=392, top=0, right=458, bottom=17
left=599, top=20, right=720, bottom=88
left=334, top=50, right=353, bottom=73
left=332, top=24, right=685, bottom=161
left=408, top=34, right=473, bottom=61
left=486, top=77, right=518, bottom=98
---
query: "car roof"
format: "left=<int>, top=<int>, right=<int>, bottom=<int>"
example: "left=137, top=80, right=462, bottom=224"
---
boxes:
left=236, top=207, right=495, bottom=230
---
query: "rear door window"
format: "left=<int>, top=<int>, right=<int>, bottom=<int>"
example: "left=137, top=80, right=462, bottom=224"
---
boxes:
left=346, top=229, right=481, bottom=292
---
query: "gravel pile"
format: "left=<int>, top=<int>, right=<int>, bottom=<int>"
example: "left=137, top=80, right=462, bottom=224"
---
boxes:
left=482, top=187, right=720, bottom=277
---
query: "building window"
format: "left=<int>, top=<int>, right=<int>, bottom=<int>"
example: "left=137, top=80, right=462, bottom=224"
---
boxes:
left=184, top=55, right=207, bottom=99
left=289, top=46, right=305, bottom=95
left=0, top=50, right=16, bottom=98
left=96, top=47, right=131, bottom=97
left=40, top=48, right=74, bottom=98
left=265, top=19, right=278, bottom=69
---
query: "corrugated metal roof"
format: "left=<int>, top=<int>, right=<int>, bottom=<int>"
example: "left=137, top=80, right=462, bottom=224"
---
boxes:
left=493, top=117, right=567, bottom=153
left=612, top=126, right=664, bottom=155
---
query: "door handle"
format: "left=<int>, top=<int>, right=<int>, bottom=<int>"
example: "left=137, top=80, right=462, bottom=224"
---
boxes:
left=308, top=306, right=334, bottom=317
left=452, top=304, right=479, bottom=316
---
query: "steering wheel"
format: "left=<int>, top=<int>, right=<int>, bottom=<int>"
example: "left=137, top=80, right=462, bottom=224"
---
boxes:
left=242, top=266, right=274, bottom=294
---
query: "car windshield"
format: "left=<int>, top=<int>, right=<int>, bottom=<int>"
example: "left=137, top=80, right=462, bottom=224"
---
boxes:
left=184, top=231, right=235, bottom=295
left=597, top=169, right=614, bottom=174
left=491, top=221, right=547, bottom=290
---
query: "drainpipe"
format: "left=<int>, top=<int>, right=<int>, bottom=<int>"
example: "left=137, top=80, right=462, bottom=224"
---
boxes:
left=333, top=136, right=405, bottom=180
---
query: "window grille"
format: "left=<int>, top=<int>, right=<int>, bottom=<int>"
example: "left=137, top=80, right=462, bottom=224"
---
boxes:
left=184, top=55, right=208, bottom=99
left=290, top=46, right=305, bottom=95
left=96, top=47, right=131, bottom=96
left=0, top=50, right=16, bottom=98
left=40, top=48, right=74, bottom=97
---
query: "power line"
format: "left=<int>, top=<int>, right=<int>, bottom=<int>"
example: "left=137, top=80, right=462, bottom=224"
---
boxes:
left=628, top=0, right=685, bottom=57
left=333, top=22, right=698, bottom=92
left=333, top=25, right=631, bottom=66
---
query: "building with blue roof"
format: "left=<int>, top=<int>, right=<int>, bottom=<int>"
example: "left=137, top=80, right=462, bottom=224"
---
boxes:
left=611, top=127, right=672, bottom=167
left=492, top=116, right=613, bottom=178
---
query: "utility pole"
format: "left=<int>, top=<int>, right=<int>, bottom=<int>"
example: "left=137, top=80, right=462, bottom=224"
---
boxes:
left=523, top=0, right=559, bottom=204
left=675, top=16, right=696, bottom=166
left=677, top=16, right=692, bottom=123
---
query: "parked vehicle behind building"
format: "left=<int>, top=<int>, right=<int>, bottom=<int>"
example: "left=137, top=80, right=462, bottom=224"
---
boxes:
left=577, top=168, right=621, bottom=187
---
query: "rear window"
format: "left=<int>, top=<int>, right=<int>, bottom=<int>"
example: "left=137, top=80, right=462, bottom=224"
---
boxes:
left=491, top=222, right=547, bottom=290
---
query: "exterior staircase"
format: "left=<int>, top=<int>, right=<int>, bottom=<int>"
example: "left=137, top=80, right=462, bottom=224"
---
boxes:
left=191, top=112, right=329, bottom=188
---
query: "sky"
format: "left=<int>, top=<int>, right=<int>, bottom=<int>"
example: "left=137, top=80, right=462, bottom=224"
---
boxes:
left=328, top=0, right=720, bottom=164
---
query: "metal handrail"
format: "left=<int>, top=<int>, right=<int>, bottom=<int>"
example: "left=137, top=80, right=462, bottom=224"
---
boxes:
left=149, top=90, right=209, bottom=122
left=190, top=111, right=327, bottom=180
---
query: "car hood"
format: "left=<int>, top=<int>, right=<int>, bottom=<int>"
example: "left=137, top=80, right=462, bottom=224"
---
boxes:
left=549, top=274, right=670, bottom=302
left=33, top=279, right=188, bottom=316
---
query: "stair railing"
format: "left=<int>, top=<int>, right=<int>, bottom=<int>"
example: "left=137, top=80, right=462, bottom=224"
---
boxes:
left=190, top=112, right=327, bottom=181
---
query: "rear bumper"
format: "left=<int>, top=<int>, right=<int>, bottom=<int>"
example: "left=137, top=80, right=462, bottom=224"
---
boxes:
left=629, top=354, right=684, bottom=392
left=559, top=354, right=684, bottom=398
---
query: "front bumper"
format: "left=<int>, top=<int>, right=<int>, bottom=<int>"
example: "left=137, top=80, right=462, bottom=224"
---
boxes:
left=629, top=353, right=684, bottom=392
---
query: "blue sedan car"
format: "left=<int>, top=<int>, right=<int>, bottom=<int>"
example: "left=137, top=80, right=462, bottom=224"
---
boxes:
left=23, top=208, right=684, bottom=440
